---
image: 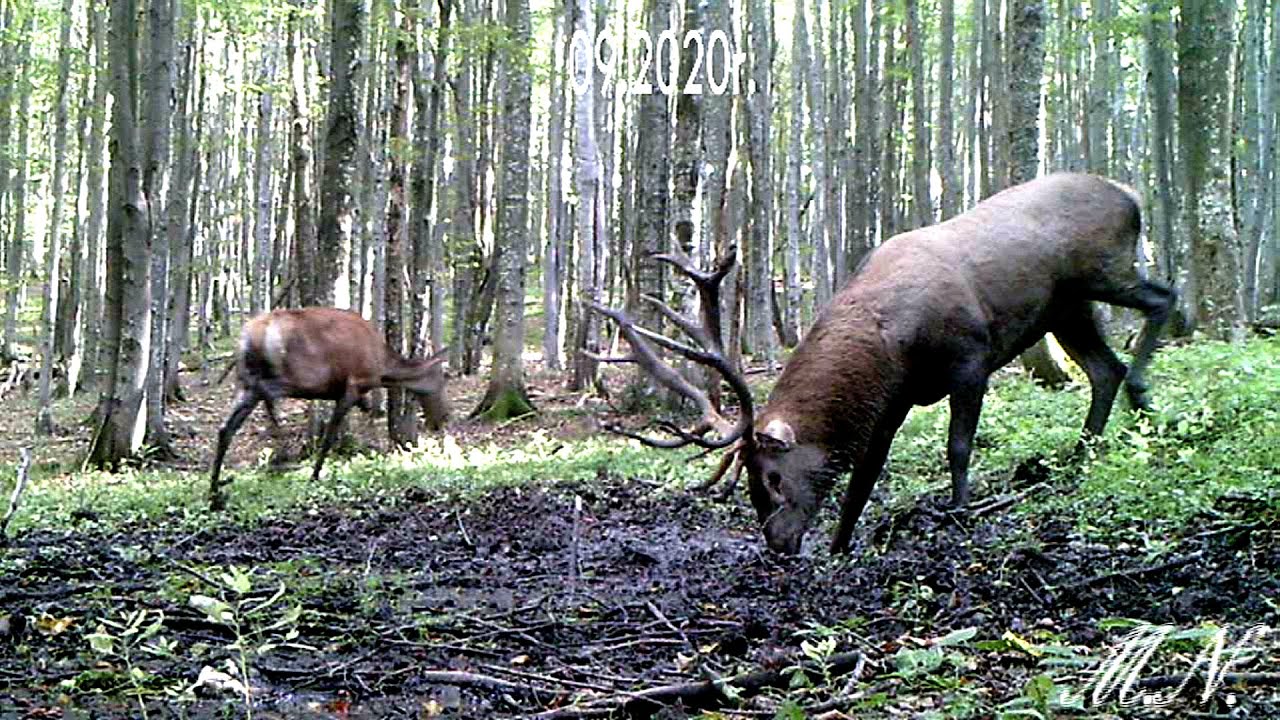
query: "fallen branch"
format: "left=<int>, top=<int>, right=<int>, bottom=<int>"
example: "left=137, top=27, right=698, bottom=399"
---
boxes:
left=0, top=447, right=33, bottom=542
left=533, top=650, right=867, bottom=719
left=1063, top=550, right=1205, bottom=592
left=969, top=482, right=1047, bottom=517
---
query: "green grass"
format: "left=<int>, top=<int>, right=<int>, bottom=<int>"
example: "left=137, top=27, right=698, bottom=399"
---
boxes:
left=3, top=336, right=1278, bottom=543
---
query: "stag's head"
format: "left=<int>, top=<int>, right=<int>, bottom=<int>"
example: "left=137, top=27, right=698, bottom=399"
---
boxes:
left=589, top=250, right=828, bottom=555
left=733, top=419, right=829, bottom=554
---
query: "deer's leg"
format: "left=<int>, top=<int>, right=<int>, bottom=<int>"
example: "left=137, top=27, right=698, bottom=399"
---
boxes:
left=1054, top=304, right=1128, bottom=439
left=830, top=404, right=910, bottom=554
left=210, top=390, right=261, bottom=511
left=1090, top=280, right=1176, bottom=411
left=946, top=367, right=989, bottom=509
left=311, top=388, right=358, bottom=483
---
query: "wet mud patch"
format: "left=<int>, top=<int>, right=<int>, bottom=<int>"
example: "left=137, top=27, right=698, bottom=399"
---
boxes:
left=3, top=476, right=1278, bottom=718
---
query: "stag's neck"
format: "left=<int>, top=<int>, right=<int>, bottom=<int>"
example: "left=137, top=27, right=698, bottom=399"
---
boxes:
left=759, top=306, right=900, bottom=472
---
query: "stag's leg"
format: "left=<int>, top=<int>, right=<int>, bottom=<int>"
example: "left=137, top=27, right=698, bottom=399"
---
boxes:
left=946, top=368, right=989, bottom=509
left=831, top=405, right=910, bottom=554
left=311, top=389, right=358, bottom=483
left=1090, top=280, right=1176, bottom=411
left=210, top=390, right=262, bottom=511
left=1053, top=305, right=1128, bottom=439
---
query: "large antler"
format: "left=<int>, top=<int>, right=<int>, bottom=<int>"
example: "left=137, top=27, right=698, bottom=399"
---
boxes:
left=587, top=249, right=755, bottom=452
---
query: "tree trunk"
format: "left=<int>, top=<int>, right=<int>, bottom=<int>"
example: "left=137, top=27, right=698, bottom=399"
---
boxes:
left=449, top=0, right=481, bottom=375
left=36, top=0, right=75, bottom=435
left=1238, top=0, right=1266, bottom=321
left=1179, top=0, right=1244, bottom=339
left=807, top=0, right=831, bottom=308
left=474, top=0, right=534, bottom=421
left=782, top=0, right=806, bottom=345
left=412, top=0, right=452, bottom=358
left=1146, top=0, right=1179, bottom=288
left=88, top=0, right=153, bottom=470
left=166, top=26, right=202, bottom=403
left=938, top=0, right=959, bottom=219
left=569, top=0, right=603, bottom=392
left=542, top=6, right=565, bottom=370
left=290, top=0, right=318, bottom=307
left=745, top=0, right=775, bottom=363
left=142, top=0, right=176, bottom=454
left=2, top=10, right=30, bottom=362
left=251, top=30, right=277, bottom=317
left=1086, top=0, right=1110, bottom=175
left=0, top=0, right=12, bottom=362
left=385, top=0, right=415, bottom=444
left=905, top=0, right=931, bottom=229
left=316, top=0, right=361, bottom=306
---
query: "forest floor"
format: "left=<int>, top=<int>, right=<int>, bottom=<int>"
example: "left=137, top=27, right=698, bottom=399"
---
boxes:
left=2, top=335, right=1280, bottom=718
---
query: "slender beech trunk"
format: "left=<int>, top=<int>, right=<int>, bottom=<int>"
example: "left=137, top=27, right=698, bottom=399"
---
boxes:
left=251, top=31, right=277, bottom=316
left=1179, top=0, right=1244, bottom=338
left=386, top=0, right=414, bottom=444
left=938, top=0, right=959, bottom=218
left=89, top=0, right=153, bottom=469
left=745, top=0, right=775, bottom=362
left=317, top=0, right=361, bottom=306
left=36, top=0, right=75, bottom=435
left=2, top=11, right=31, bottom=362
left=474, top=0, right=534, bottom=420
left=142, top=0, right=176, bottom=453
left=783, top=0, right=806, bottom=345
left=542, top=7, right=565, bottom=370
left=905, top=0, right=931, bottom=228
left=569, top=0, right=603, bottom=392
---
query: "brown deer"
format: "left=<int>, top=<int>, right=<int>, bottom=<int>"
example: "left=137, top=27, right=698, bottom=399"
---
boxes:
left=592, top=173, right=1175, bottom=555
left=208, top=307, right=449, bottom=510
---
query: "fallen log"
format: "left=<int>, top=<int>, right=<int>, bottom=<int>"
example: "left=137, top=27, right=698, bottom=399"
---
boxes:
left=534, top=650, right=867, bottom=719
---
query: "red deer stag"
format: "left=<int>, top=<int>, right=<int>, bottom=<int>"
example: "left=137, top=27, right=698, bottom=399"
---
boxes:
left=592, top=173, right=1174, bottom=555
left=208, top=307, right=449, bottom=510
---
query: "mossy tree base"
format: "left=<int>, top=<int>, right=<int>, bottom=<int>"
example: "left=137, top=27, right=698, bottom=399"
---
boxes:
left=471, top=385, right=536, bottom=422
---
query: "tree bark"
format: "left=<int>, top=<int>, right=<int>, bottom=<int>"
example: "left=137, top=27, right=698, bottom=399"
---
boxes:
left=2, top=10, right=30, bottom=362
left=783, top=0, right=806, bottom=346
left=88, top=0, right=153, bottom=470
left=36, top=0, right=76, bottom=435
left=807, top=0, right=831, bottom=308
left=569, top=0, right=603, bottom=392
left=316, top=0, right=362, bottom=306
left=290, top=0, right=318, bottom=307
left=251, top=30, right=277, bottom=317
left=385, top=0, right=415, bottom=444
left=938, top=0, right=960, bottom=219
left=542, top=6, right=565, bottom=370
left=474, top=0, right=534, bottom=421
left=142, top=0, right=176, bottom=454
left=905, top=0, right=932, bottom=229
left=412, top=0, right=453, bottom=358
left=1178, top=0, right=1245, bottom=338
left=745, top=0, right=775, bottom=363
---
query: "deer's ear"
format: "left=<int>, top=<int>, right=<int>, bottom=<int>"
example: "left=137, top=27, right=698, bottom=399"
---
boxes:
left=755, top=418, right=795, bottom=453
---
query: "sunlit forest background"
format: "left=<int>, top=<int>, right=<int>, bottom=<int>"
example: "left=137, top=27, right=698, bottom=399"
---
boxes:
left=0, top=0, right=1275, bottom=461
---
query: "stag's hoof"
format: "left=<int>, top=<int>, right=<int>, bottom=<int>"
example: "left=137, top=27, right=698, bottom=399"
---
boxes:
left=1124, top=381, right=1152, bottom=413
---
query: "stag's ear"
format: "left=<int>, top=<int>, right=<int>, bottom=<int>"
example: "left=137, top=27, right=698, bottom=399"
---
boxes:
left=755, top=418, right=796, bottom=453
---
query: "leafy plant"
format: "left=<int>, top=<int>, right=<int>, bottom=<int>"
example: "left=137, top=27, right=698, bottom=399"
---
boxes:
left=187, top=565, right=304, bottom=719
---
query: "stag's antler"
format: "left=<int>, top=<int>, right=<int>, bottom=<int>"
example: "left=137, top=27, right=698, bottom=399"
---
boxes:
left=587, top=249, right=755, bottom=453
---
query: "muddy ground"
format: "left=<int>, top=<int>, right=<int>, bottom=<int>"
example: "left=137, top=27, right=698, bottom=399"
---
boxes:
left=3, top=465, right=1279, bottom=718
left=3, top=360, right=1280, bottom=718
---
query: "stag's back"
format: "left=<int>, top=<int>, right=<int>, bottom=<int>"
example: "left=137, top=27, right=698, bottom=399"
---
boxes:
left=240, top=308, right=387, bottom=399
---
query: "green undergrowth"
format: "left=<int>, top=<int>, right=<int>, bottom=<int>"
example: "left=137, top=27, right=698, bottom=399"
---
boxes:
left=2, top=337, right=1277, bottom=544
